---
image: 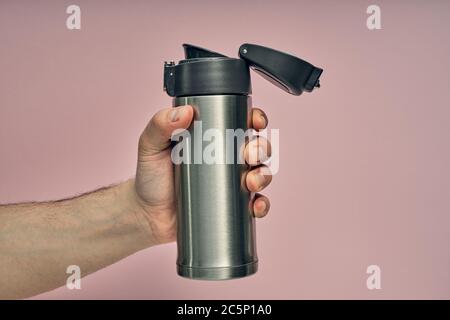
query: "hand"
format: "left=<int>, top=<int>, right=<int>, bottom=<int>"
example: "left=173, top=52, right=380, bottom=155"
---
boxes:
left=0, top=104, right=272, bottom=298
left=134, top=105, right=273, bottom=245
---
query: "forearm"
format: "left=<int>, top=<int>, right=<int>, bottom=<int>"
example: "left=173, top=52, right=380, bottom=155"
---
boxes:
left=0, top=179, right=153, bottom=299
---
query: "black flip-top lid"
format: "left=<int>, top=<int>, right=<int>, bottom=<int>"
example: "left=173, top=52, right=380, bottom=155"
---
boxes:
left=164, top=43, right=322, bottom=97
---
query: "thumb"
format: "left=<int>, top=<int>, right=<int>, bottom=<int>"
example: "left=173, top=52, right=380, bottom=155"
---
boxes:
left=139, top=105, right=194, bottom=157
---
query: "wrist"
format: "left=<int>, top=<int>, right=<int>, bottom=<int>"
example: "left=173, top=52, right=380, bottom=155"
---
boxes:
left=118, top=179, right=157, bottom=248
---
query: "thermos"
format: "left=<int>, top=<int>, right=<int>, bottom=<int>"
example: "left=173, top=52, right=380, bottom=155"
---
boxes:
left=164, top=43, right=323, bottom=280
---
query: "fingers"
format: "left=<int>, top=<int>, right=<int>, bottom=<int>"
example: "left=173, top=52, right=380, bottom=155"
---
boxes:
left=250, top=108, right=268, bottom=130
left=248, top=107, right=271, bottom=219
left=246, top=165, right=272, bottom=192
left=245, top=108, right=270, bottom=165
left=252, top=194, right=270, bottom=218
left=139, top=105, right=194, bottom=157
left=244, top=137, right=272, bottom=166
left=247, top=166, right=272, bottom=218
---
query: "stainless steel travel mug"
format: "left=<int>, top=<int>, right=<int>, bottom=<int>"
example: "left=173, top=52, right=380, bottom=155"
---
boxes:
left=164, top=43, right=323, bottom=280
left=173, top=95, right=255, bottom=280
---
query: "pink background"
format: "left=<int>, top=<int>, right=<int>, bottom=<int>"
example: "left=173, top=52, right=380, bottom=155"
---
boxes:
left=1, top=0, right=449, bottom=299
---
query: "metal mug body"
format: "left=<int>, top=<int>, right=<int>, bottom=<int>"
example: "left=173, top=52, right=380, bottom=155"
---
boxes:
left=173, top=94, right=258, bottom=280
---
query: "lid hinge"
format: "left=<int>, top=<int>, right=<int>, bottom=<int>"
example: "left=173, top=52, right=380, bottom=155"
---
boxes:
left=163, top=61, right=176, bottom=97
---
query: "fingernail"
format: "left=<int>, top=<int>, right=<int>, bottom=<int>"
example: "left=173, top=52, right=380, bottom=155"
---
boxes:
left=257, top=145, right=267, bottom=163
left=169, top=105, right=189, bottom=122
left=169, top=108, right=179, bottom=122
left=257, top=199, right=267, bottom=213
left=260, top=114, right=267, bottom=127
left=255, top=171, right=266, bottom=191
left=259, top=166, right=271, bottom=176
